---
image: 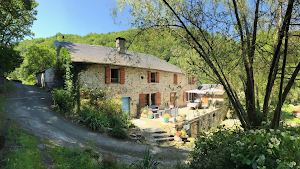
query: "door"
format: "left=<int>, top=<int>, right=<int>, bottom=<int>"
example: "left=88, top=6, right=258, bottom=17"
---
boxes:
left=121, top=97, right=130, bottom=114
left=201, top=96, right=209, bottom=107
left=170, top=92, right=176, bottom=106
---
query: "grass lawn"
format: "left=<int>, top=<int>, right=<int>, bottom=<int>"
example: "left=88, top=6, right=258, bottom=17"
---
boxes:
left=281, top=104, right=300, bottom=124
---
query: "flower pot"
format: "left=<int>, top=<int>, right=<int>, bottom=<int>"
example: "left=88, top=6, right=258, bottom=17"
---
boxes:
left=148, top=115, right=153, bottom=119
left=293, top=110, right=300, bottom=117
left=164, top=118, right=169, bottom=122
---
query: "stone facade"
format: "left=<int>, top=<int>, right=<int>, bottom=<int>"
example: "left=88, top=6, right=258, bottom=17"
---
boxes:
left=78, top=64, right=197, bottom=117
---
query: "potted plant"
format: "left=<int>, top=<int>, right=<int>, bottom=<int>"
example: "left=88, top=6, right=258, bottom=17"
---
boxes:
left=194, top=108, right=200, bottom=116
left=140, top=106, right=148, bottom=118
left=179, top=114, right=187, bottom=121
left=176, top=116, right=182, bottom=122
left=163, top=113, right=171, bottom=122
left=181, top=129, right=186, bottom=137
left=148, top=111, right=153, bottom=119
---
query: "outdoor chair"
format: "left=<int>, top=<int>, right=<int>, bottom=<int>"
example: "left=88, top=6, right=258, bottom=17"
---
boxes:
left=153, top=113, right=160, bottom=119
left=157, top=110, right=164, bottom=117
left=170, top=108, right=177, bottom=117
left=165, top=109, right=171, bottom=115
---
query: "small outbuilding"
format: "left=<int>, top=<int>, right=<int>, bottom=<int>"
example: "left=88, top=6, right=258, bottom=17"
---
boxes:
left=35, top=67, right=55, bottom=88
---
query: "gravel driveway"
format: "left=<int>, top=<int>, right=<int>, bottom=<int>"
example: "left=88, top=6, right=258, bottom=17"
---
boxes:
left=3, top=81, right=189, bottom=167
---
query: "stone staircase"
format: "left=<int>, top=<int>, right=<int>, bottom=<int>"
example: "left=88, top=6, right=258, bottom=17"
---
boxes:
left=144, top=128, right=174, bottom=144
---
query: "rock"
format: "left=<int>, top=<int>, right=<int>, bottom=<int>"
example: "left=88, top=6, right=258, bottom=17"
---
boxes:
left=97, top=156, right=103, bottom=163
left=136, top=140, right=141, bottom=144
left=92, top=158, right=97, bottom=164
left=174, top=136, right=182, bottom=142
left=37, top=143, right=45, bottom=150
left=129, top=136, right=138, bottom=140
left=129, top=133, right=137, bottom=137
left=182, top=153, right=189, bottom=156
left=135, top=131, right=142, bottom=136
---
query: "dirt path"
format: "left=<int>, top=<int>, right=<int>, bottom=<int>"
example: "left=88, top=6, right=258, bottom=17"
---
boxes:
left=3, top=82, right=189, bottom=167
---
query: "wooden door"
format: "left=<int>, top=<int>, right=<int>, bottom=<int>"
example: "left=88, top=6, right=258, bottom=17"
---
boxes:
left=202, top=96, right=209, bottom=105
left=170, top=92, right=176, bottom=106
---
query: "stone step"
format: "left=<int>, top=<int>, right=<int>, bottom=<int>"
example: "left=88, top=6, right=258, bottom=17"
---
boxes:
left=154, top=137, right=174, bottom=142
left=144, top=128, right=166, bottom=133
left=151, top=133, right=174, bottom=138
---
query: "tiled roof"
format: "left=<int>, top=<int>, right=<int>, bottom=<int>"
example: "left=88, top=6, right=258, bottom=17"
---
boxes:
left=58, top=42, right=183, bottom=74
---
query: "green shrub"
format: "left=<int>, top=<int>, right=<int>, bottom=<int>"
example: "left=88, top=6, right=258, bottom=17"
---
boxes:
left=52, top=89, right=74, bottom=112
left=81, top=106, right=110, bottom=131
left=190, top=125, right=300, bottom=169
left=131, top=147, right=160, bottom=169
left=109, top=126, right=127, bottom=139
left=87, top=89, right=123, bottom=117
left=101, top=152, right=118, bottom=169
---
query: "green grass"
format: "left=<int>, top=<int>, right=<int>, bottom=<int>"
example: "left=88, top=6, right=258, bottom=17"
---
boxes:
left=49, top=146, right=100, bottom=169
left=4, top=132, right=43, bottom=169
left=281, top=104, right=300, bottom=124
left=49, top=146, right=132, bottom=169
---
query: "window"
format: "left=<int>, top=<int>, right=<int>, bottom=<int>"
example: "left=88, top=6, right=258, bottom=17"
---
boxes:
left=145, top=93, right=156, bottom=106
left=148, top=71, right=159, bottom=83
left=188, top=76, right=195, bottom=85
left=139, top=93, right=161, bottom=107
left=111, top=69, right=119, bottom=83
left=188, top=93, right=194, bottom=101
left=151, top=72, right=156, bottom=82
left=105, top=67, right=125, bottom=84
left=184, top=92, right=194, bottom=101
left=174, top=74, right=177, bottom=84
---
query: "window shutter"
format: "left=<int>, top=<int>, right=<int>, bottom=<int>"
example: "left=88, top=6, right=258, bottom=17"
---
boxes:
left=148, top=71, right=151, bottom=83
left=120, top=68, right=125, bottom=84
left=184, top=92, right=187, bottom=101
left=192, top=77, right=195, bottom=85
left=174, top=74, right=177, bottom=84
left=156, top=72, right=159, bottom=83
left=156, top=93, right=161, bottom=105
left=139, top=94, right=146, bottom=107
left=105, top=67, right=110, bottom=84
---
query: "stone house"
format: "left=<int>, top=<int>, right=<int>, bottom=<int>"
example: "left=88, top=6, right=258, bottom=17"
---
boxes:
left=55, top=37, right=197, bottom=117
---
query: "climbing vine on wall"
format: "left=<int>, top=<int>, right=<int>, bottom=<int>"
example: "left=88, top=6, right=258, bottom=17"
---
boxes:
left=53, top=47, right=88, bottom=113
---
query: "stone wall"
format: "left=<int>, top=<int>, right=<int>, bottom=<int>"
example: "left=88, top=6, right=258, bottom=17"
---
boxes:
left=78, top=64, right=197, bottom=117
left=177, top=106, right=228, bottom=138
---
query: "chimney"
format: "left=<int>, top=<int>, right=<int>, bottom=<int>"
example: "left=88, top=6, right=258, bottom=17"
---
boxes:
left=116, top=37, right=125, bottom=54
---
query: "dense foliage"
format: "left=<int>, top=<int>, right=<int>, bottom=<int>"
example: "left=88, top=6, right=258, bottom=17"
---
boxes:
left=0, top=0, right=38, bottom=76
left=190, top=125, right=300, bottom=169
left=79, top=88, right=133, bottom=132
left=52, top=89, right=74, bottom=112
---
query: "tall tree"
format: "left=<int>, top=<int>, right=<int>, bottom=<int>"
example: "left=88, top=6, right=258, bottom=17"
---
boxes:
left=113, top=0, right=300, bottom=129
left=26, top=45, right=56, bottom=76
left=0, top=0, right=38, bottom=75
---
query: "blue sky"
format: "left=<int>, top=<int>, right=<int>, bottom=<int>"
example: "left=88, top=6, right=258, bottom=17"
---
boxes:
left=31, top=0, right=130, bottom=39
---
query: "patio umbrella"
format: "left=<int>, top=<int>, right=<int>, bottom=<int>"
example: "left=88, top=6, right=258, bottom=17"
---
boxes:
left=185, top=89, right=206, bottom=94
left=202, top=88, right=224, bottom=94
